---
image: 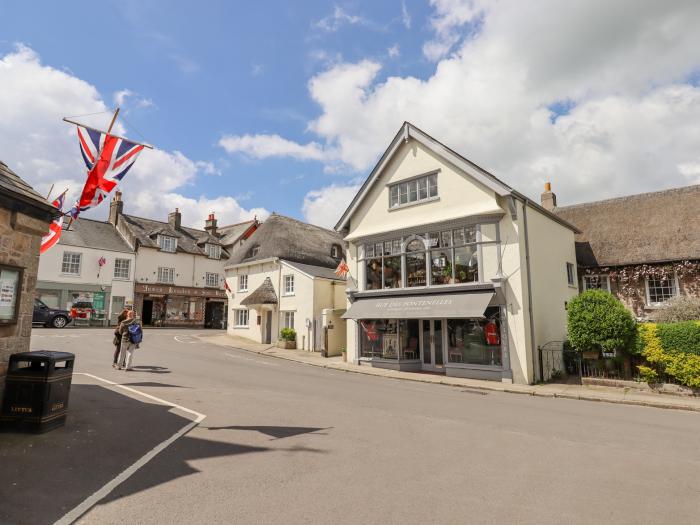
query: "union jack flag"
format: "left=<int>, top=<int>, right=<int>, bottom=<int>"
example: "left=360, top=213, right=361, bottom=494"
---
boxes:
left=69, top=125, right=144, bottom=218
left=334, top=258, right=350, bottom=278
left=40, top=191, right=66, bottom=254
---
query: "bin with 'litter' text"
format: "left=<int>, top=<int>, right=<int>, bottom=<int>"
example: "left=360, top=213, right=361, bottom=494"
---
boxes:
left=0, top=351, right=75, bottom=433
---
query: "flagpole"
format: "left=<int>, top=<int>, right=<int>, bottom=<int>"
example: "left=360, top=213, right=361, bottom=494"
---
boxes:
left=46, top=183, right=55, bottom=201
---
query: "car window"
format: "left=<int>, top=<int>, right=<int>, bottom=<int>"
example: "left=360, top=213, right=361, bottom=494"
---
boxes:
left=34, top=299, right=46, bottom=308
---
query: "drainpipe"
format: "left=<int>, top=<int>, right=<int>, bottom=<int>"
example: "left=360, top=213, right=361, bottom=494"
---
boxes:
left=522, top=198, right=538, bottom=383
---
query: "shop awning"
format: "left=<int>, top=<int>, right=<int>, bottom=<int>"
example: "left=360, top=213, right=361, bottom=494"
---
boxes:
left=342, top=291, right=494, bottom=320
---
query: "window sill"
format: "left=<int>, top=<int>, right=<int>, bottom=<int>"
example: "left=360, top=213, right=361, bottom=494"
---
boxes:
left=388, top=196, right=440, bottom=212
left=282, top=293, right=295, bottom=297
left=237, top=289, right=248, bottom=293
left=60, top=273, right=81, bottom=277
left=233, top=325, right=249, bottom=329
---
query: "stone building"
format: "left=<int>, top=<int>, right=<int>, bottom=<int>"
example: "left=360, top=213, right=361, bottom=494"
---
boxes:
left=0, top=161, right=59, bottom=396
left=548, top=184, right=700, bottom=318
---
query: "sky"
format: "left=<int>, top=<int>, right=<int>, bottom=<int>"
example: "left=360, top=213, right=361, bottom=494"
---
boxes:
left=1, top=0, right=700, bottom=229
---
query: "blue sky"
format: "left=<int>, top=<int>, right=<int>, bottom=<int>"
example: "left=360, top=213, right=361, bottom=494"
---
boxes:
left=2, top=1, right=700, bottom=228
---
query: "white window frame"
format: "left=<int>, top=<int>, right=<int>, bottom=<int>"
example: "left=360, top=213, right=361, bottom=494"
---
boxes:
left=61, top=252, right=82, bottom=275
left=158, top=235, right=177, bottom=253
left=582, top=274, right=611, bottom=292
left=645, top=273, right=679, bottom=306
left=205, top=272, right=219, bottom=288
left=282, top=311, right=295, bottom=330
left=234, top=309, right=249, bottom=327
left=331, top=245, right=340, bottom=258
left=283, top=274, right=295, bottom=295
left=205, top=243, right=221, bottom=260
left=238, top=274, right=248, bottom=292
left=566, top=262, right=576, bottom=287
left=114, top=258, right=131, bottom=280
left=388, top=172, right=439, bottom=210
left=158, top=267, right=175, bottom=284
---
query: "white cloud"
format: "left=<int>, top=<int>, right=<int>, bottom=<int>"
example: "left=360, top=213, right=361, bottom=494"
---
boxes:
left=0, top=44, right=264, bottom=228
left=423, top=0, right=484, bottom=61
left=388, top=44, right=400, bottom=58
left=314, top=6, right=367, bottom=32
left=302, top=183, right=361, bottom=228
left=401, top=0, right=412, bottom=29
left=113, top=88, right=154, bottom=110
left=218, top=133, right=328, bottom=162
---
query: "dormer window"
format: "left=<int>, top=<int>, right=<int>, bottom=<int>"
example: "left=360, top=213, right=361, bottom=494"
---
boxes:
left=331, top=244, right=341, bottom=258
left=251, top=245, right=260, bottom=257
left=205, top=243, right=221, bottom=260
left=158, top=235, right=177, bottom=253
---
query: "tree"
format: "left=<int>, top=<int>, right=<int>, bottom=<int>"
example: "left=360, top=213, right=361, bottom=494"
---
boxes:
left=567, top=289, right=636, bottom=354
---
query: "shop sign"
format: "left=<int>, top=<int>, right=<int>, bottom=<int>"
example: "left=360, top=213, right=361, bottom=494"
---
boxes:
left=93, top=291, right=105, bottom=311
left=135, top=283, right=226, bottom=298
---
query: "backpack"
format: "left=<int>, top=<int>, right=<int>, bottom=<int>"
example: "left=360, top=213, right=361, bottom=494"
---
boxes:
left=127, top=323, right=143, bottom=344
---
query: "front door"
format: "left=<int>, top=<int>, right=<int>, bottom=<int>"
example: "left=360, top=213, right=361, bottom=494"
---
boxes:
left=264, top=311, right=272, bottom=344
left=111, top=296, right=125, bottom=325
left=421, top=319, right=445, bottom=372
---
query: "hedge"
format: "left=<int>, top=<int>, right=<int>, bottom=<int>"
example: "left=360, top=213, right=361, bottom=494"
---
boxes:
left=636, top=322, right=700, bottom=388
left=567, top=290, right=636, bottom=354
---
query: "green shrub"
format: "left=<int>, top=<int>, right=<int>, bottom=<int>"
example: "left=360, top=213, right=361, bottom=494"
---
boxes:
left=656, top=321, right=700, bottom=356
left=567, top=290, right=637, bottom=354
left=651, top=296, right=700, bottom=323
left=636, top=365, right=659, bottom=384
left=279, top=328, right=296, bottom=342
left=636, top=322, right=700, bottom=388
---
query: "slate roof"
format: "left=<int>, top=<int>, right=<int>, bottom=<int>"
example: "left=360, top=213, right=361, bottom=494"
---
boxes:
left=0, top=160, right=57, bottom=214
left=61, top=218, right=133, bottom=252
left=283, top=260, right=345, bottom=281
left=555, top=184, right=700, bottom=267
left=226, top=213, right=344, bottom=268
left=218, top=220, right=256, bottom=247
left=119, top=214, right=229, bottom=257
left=240, top=277, right=278, bottom=305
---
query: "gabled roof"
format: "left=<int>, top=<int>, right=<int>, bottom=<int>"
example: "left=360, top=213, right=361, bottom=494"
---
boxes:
left=240, top=277, right=278, bottom=305
left=333, top=122, right=578, bottom=234
left=218, top=220, right=257, bottom=247
left=120, top=214, right=229, bottom=257
left=61, top=218, right=133, bottom=253
left=555, top=184, right=700, bottom=267
left=282, top=260, right=346, bottom=281
left=225, top=213, right=344, bottom=269
left=0, top=160, right=58, bottom=217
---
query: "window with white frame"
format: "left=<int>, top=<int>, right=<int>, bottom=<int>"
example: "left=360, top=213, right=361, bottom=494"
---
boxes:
left=251, top=246, right=260, bottom=257
left=158, top=267, right=175, bottom=283
left=205, top=243, right=221, bottom=260
left=234, top=309, right=249, bottom=327
left=566, top=263, right=575, bottom=286
left=389, top=172, right=438, bottom=209
left=282, top=311, right=295, bottom=329
left=331, top=244, right=340, bottom=258
left=646, top=274, right=678, bottom=305
left=283, top=275, right=294, bottom=295
left=158, top=235, right=177, bottom=252
left=114, top=258, right=131, bottom=279
left=205, top=272, right=219, bottom=287
left=582, top=274, right=610, bottom=291
left=238, top=274, right=248, bottom=291
left=61, top=252, right=82, bottom=275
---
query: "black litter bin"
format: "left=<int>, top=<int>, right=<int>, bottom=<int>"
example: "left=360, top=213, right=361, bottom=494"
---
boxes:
left=1, top=351, right=75, bottom=433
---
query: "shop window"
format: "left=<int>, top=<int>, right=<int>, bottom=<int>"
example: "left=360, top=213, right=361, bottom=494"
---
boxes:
left=234, top=309, right=249, bottom=327
left=114, top=258, right=130, bottom=280
left=158, top=267, right=175, bottom=284
left=0, top=264, right=22, bottom=324
left=167, top=297, right=200, bottom=321
left=359, top=319, right=398, bottom=359
left=398, top=319, right=420, bottom=360
left=238, top=274, right=248, bottom=291
left=205, top=273, right=219, bottom=287
left=405, top=238, right=426, bottom=287
left=61, top=252, right=81, bottom=275
left=282, top=311, right=295, bottom=329
left=446, top=308, right=502, bottom=366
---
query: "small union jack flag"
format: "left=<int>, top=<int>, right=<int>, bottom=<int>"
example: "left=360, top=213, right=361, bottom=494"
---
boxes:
left=69, top=125, right=144, bottom=218
left=334, top=258, right=350, bottom=278
left=40, top=191, right=66, bottom=254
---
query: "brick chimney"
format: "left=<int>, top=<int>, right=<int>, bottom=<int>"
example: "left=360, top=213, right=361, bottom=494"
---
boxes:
left=541, top=182, right=557, bottom=211
left=204, top=213, right=217, bottom=236
left=109, top=190, right=123, bottom=226
left=168, top=208, right=182, bottom=230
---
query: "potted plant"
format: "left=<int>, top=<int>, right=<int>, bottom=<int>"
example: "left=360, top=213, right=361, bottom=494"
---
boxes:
left=278, top=328, right=297, bottom=349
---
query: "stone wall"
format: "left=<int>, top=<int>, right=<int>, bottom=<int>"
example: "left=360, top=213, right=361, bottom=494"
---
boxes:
left=0, top=207, right=49, bottom=401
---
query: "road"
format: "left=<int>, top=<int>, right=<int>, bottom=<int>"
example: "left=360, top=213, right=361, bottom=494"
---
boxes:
left=5, top=327, right=700, bottom=524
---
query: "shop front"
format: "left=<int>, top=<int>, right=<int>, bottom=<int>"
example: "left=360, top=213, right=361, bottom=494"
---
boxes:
left=134, top=283, right=227, bottom=328
left=343, top=290, right=511, bottom=381
left=35, top=283, right=112, bottom=325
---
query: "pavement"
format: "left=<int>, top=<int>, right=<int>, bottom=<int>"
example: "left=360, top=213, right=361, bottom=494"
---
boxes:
left=0, top=327, right=698, bottom=524
left=200, top=333, right=700, bottom=413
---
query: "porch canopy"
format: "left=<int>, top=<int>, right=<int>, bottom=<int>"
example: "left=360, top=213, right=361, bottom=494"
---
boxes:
left=240, top=277, right=278, bottom=306
left=342, top=291, right=494, bottom=320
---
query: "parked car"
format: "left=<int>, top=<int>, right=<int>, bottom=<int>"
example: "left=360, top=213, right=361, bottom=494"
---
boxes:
left=33, top=299, right=72, bottom=328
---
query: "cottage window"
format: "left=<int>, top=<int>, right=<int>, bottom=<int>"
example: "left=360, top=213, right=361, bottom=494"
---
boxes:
left=283, top=275, right=295, bottom=295
left=388, top=172, right=438, bottom=209
left=205, top=243, right=221, bottom=260
left=282, top=311, right=295, bottom=330
left=331, top=244, right=341, bottom=258
left=234, top=309, right=249, bottom=327
left=250, top=246, right=260, bottom=257
left=158, top=235, right=177, bottom=253
left=238, top=274, right=248, bottom=291
left=566, top=263, right=575, bottom=286
left=646, top=274, right=678, bottom=305
left=158, top=267, right=175, bottom=283
left=114, top=258, right=131, bottom=280
left=61, top=252, right=82, bottom=275
left=205, top=272, right=219, bottom=287
left=582, top=275, right=610, bottom=292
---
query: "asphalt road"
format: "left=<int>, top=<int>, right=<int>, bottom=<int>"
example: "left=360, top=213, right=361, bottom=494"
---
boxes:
left=8, top=327, right=700, bottom=524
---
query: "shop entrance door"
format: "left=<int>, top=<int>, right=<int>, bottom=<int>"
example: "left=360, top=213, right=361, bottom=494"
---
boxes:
left=421, top=319, right=445, bottom=372
left=142, top=300, right=154, bottom=325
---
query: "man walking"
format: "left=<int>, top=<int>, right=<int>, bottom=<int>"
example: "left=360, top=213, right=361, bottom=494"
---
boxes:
left=117, top=309, right=143, bottom=371
left=112, top=308, right=129, bottom=368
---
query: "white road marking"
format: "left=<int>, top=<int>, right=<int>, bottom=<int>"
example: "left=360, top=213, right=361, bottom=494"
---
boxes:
left=54, top=373, right=206, bottom=525
left=225, top=352, right=278, bottom=366
left=174, top=335, right=198, bottom=344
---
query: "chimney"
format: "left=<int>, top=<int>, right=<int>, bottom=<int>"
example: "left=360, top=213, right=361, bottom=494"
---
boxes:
left=109, top=190, right=123, bottom=226
left=168, top=208, right=182, bottom=230
left=204, top=212, right=217, bottom=236
left=541, top=182, right=557, bottom=211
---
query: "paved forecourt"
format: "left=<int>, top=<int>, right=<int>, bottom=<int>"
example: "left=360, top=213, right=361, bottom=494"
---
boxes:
left=3, top=327, right=698, bottom=524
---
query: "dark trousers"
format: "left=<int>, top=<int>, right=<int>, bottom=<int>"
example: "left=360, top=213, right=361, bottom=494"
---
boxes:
left=113, top=342, right=121, bottom=364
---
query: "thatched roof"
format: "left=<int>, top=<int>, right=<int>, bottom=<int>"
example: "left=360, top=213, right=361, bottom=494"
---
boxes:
left=555, top=184, right=700, bottom=267
left=218, top=220, right=257, bottom=247
left=226, top=213, right=344, bottom=268
left=240, top=277, right=278, bottom=305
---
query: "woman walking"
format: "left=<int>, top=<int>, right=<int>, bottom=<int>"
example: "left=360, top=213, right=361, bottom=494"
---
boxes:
left=112, top=308, right=129, bottom=368
left=117, top=310, right=143, bottom=371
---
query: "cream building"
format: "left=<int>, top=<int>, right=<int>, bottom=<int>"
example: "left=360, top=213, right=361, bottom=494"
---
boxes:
left=225, top=213, right=347, bottom=354
left=335, top=123, right=579, bottom=384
